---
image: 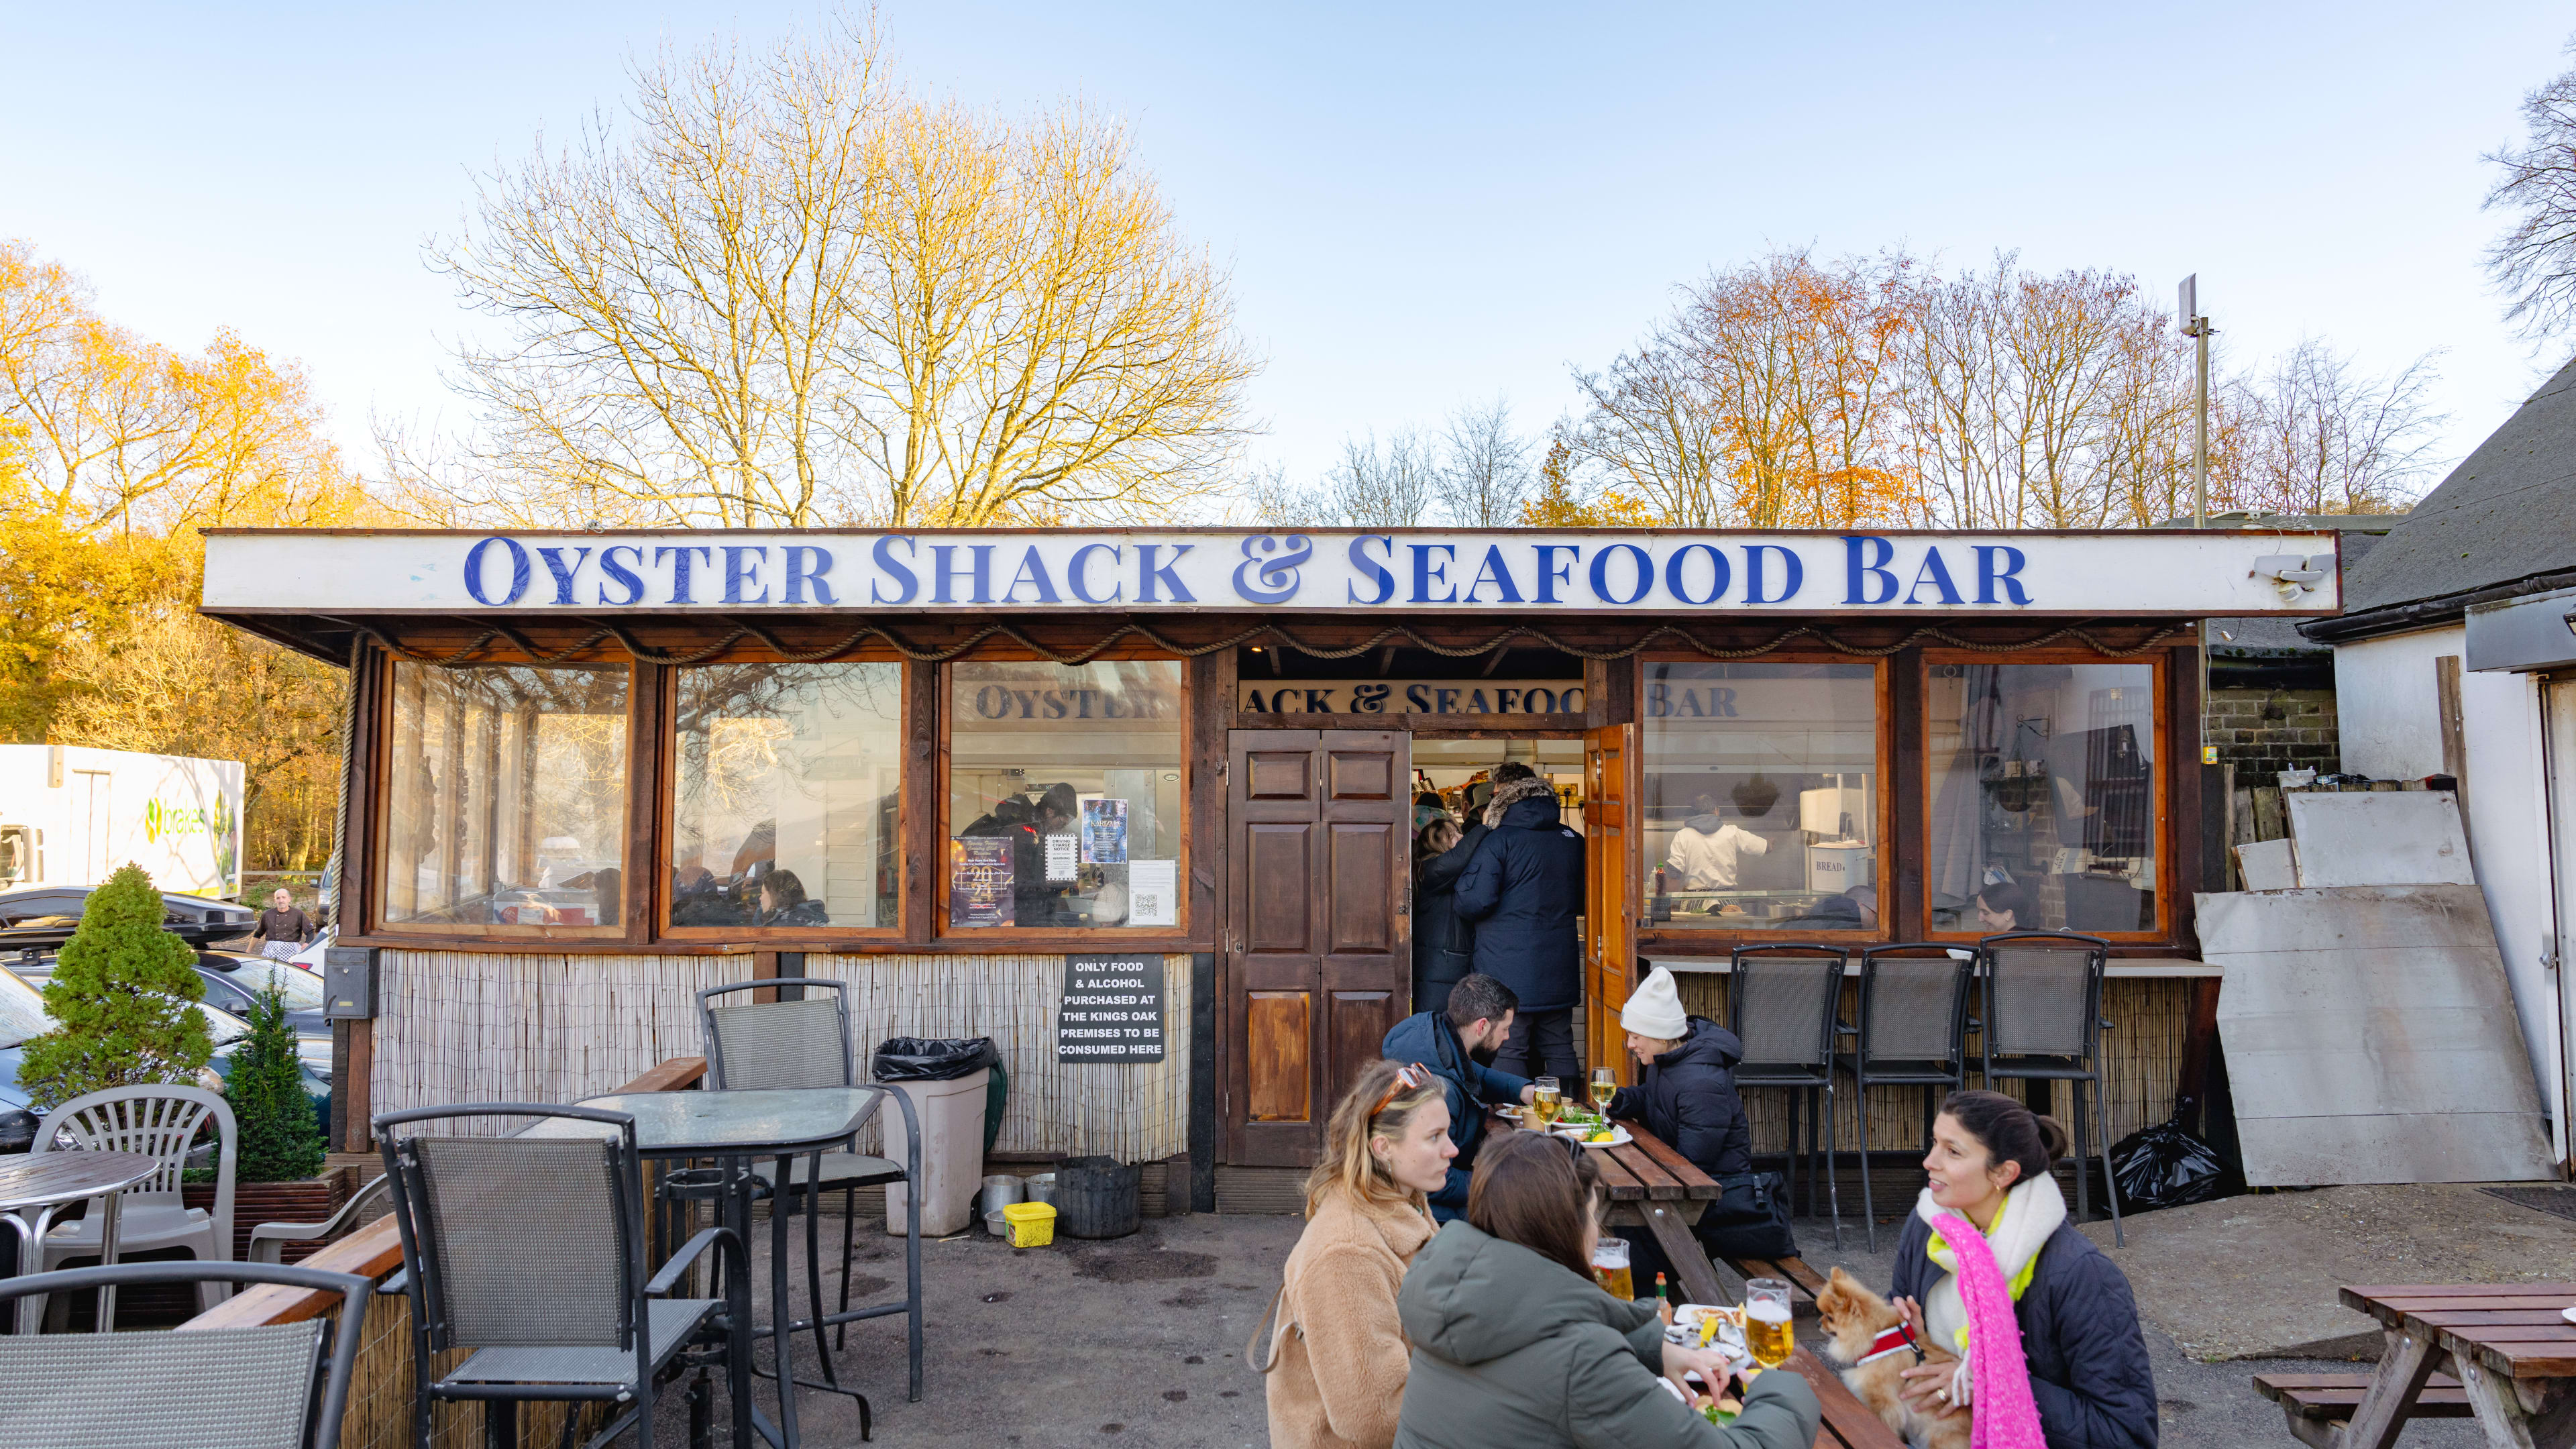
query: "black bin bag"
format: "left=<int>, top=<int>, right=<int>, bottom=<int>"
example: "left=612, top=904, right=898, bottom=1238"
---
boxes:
left=2109, top=1099, right=2230, bottom=1212
left=871, top=1036, right=999, bottom=1081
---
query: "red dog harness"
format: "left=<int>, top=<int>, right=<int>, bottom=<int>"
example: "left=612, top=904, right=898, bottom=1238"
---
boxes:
left=1856, top=1322, right=1927, bottom=1366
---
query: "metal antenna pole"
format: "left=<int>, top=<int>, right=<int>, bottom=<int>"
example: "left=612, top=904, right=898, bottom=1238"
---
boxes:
left=2179, top=274, right=2212, bottom=528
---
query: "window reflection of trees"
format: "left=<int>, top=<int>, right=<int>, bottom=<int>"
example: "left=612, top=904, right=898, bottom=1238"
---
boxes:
left=671, top=663, right=904, bottom=929
left=381, top=663, right=630, bottom=926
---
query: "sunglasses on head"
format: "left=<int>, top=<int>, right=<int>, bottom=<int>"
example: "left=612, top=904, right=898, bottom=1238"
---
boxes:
left=1370, top=1062, right=1434, bottom=1119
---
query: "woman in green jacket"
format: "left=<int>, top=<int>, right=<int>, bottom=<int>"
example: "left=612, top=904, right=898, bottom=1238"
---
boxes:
left=1393, top=1131, right=1821, bottom=1449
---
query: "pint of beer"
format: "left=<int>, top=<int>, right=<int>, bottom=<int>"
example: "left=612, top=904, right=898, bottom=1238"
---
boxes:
left=1534, top=1078, right=1563, bottom=1125
left=1591, top=1237, right=1634, bottom=1300
left=1744, top=1278, right=1794, bottom=1367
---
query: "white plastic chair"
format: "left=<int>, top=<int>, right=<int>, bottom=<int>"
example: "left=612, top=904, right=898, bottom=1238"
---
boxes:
left=29, top=1084, right=237, bottom=1316
left=248, top=1173, right=388, bottom=1264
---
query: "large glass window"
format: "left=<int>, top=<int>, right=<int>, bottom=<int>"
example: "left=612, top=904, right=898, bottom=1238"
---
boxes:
left=670, top=663, right=904, bottom=931
left=1926, top=660, right=2160, bottom=935
left=379, top=663, right=630, bottom=930
left=1643, top=661, right=1880, bottom=933
left=947, top=660, right=1185, bottom=932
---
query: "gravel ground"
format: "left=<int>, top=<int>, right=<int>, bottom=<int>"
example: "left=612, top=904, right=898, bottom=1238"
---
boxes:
left=629, top=1199, right=2489, bottom=1448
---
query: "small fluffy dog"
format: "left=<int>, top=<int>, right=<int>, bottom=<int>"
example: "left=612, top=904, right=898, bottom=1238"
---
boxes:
left=1813, top=1267, right=1970, bottom=1449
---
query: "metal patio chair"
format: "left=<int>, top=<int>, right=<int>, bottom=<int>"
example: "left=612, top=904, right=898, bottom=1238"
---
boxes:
left=1726, top=944, right=1849, bottom=1249
left=376, top=1102, right=745, bottom=1449
left=27, top=1084, right=237, bottom=1324
left=0, top=1260, right=370, bottom=1449
left=1978, top=930, right=2122, bottom=1246
left=698, top=977, right=923, bottom=1401
left=1835, top=944, right=1976, bottom=1250
left=250, top=1174, right=392, bottom=1264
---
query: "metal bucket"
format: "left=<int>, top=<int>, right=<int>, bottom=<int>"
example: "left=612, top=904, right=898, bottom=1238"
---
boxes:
left=1024, top=1173, right=1058, bottom=1205
left=978, top=1174, right=1026, bottom=1218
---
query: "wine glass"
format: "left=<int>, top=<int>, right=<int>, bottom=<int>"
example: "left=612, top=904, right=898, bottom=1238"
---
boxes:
left=1590, top=1066, right=1617, bottom=1111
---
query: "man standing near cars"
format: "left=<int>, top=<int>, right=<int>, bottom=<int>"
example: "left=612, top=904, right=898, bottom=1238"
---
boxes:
left=249, top=886, right=315, bottom=963
left=1453, top=761, right=1585, bottom=1082
left=1381, top=973, right=1536, bottom=1222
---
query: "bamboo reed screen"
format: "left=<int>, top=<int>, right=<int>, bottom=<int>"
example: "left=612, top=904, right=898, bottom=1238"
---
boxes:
left=1671, top=973, right=2190, bottom=1155
left=372, top=949, right=1191, bottom=1162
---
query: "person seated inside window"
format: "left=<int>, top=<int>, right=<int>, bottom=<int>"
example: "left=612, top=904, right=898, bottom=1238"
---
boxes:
left=1977, top=879, right=2033, bottom=933
left=758, top=868, right=828, bottom=927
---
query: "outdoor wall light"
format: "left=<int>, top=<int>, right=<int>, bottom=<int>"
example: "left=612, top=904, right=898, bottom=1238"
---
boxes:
left=2252, top=553, right=2329, bottom=602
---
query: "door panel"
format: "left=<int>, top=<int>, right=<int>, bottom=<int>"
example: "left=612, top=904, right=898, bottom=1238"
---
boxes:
left=1228, top=729, right=1409, bottom=1166
left=1585, top=724, right=1639, bottom=1083
left=1242, top=822, right=1315, bottom=953
left=1328, top=988, right=1401, bottom=1112
left=1326, top=822, right=1398, bottom=951
left=1246, top=991, right=1313, bottom=1122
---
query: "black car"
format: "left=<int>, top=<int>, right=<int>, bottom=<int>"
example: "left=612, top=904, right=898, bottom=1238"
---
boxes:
left=0, top=885, right=256, bottom=951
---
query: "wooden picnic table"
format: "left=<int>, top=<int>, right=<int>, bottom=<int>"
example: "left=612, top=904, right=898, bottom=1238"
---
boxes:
left=1501, top=1110, right=1900, bottom=1449
left=2264, top=1283, right=2576, bottom=1448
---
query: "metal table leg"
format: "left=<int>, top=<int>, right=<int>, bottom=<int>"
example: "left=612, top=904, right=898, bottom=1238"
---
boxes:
left=94, top=1191, right=124, bottom=1332
left=769, top=1152, right=800, bottom=1449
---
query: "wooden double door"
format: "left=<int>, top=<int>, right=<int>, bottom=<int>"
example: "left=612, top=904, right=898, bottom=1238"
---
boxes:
left=1226, top=729, right=1411, bottom=1167
left=1222, top=725, right=1642, bottom=1165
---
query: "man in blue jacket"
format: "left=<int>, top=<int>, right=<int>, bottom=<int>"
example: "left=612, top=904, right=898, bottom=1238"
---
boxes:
left=1381, top=973, right=1536, bottom=1222
left=1454, top=763, right=1587, bottom=1081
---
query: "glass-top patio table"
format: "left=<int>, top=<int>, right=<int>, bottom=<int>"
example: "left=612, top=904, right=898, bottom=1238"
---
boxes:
left=527, top=1086, right=889, bottom=1449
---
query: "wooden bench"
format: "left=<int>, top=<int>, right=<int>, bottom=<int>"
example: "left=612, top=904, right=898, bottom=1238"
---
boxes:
left=2253, top=1372, right=2472, bottom=1421
left=1723, top=1252, right=1830, bottom=1302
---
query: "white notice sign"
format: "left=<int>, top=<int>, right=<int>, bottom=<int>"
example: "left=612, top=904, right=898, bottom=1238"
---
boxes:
left=1128, top=860, right=1177, bottom=926
left=1044, top=833, right=1078, bottom=882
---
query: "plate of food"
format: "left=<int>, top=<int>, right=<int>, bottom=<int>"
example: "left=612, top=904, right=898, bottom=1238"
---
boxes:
left=1554, top=1124, right=1631, bottom=1148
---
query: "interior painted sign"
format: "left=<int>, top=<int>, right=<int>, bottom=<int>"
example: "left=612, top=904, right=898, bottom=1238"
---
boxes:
left=203, top=527, right=2345, bottom=616
left=1238, top=680, right=1587, bottom=715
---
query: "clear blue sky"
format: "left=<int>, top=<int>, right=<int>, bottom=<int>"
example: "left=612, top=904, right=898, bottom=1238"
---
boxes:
left=5, top=1, right=2569, bottom=502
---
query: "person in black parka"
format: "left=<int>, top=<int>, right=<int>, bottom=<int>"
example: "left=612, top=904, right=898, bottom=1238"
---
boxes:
left=1888, top=1090, right=2156, bottom=1449
left=1601, top=967, right=1795, bottom=1285
left=1411, top=816, right=1487, bottom=1019
left=1453, top=767, right=1585, bottom=1082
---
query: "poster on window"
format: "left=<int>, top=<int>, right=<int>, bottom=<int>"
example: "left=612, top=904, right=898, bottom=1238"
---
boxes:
left=1082, top=798, right=1129, bottom=865
left=1128, top=859, right=1177, bottom=927
left=1044, top=832, right=1079, bottom=882
left=949, top=837, right=1015, bottom=927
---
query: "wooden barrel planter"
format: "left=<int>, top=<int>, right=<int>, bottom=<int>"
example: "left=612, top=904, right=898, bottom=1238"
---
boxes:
left=1055, top=1156, right=1141, bottom=1240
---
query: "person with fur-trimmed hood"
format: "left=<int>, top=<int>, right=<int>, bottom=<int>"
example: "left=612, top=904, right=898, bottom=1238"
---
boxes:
left=1454, top=761, right=1585, bottom=1081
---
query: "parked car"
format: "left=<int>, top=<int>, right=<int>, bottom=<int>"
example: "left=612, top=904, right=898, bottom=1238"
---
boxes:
left=0, top=965, right=331, bottom=1152
left=7, top=950, right=330, bottom=1084
left=0, top=885, right=256, bottom=951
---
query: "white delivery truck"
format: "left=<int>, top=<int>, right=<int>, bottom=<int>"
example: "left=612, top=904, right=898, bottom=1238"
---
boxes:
left=0, top=745, right=246, bottom=900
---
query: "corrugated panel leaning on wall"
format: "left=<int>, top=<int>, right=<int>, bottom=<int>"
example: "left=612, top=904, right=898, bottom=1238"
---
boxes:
left=370, top=951, right=1191, bottom=1163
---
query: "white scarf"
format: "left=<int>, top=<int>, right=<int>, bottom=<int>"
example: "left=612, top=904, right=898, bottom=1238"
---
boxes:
left=1915, top=1173, right=2065, bottom=1354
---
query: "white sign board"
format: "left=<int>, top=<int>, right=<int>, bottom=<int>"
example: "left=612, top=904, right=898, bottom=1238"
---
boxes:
left=204, top=528, right=2342, bottom=617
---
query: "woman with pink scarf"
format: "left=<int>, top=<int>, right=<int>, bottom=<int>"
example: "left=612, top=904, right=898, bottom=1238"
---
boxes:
left=1888, top=1091, right=2157, bottom=1449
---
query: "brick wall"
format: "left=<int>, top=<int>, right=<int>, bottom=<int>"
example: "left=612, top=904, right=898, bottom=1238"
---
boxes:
left=2204, top=685, right=2340, bottom=775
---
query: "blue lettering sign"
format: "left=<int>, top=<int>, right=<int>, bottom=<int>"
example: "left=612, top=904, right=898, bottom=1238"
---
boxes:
left=1843, top=535, right=1899, bottom=605
left=596, top=545, right=645, bottom=606
left=464, top=537, right=532, bottom=606
left=1976, top=545, right=2031, bottom=605
left=1069, top=543, right=1124, bottom=604
left=1136, top=543, right=1195, bottom=603
left=536, top=545, right=590, bottom=605
left=784, top=545, right=836, bottom=604
left=654, top=545, right=713, bottom=604
left=871, top=535, right=918, bottom=605
left=1664, top=543, right=1731, bottom=606
left=721, top=545, right=770, bottom=604
left=1589, top=543, right=1654, bottom=605
left=1230, top=534, right=1309, bottom=604
left=1744, top=544, right=1803, bottom=604
left=1348, top=535, right=1396, bottom=605
left=1409, top=543, right=1458, bottom=604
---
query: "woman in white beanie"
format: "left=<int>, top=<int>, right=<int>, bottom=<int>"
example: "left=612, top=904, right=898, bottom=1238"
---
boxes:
left=1604, top=967, right=1798, bottom=1273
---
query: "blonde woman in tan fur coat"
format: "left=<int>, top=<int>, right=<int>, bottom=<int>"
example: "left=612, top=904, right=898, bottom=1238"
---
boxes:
left=1255, top=1059, right=1456, bottom=1449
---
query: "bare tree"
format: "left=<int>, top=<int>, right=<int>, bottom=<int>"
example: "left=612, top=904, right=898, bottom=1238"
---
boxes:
left=1562, top=341, right=1729, bottom=525
left=1317, top=429, right=1436, bottom=527
left=405, top=12, right=1256, bottom=529
left=2485, top=40, right=2576, bottom=343
left=2234, top=340, right=2444, bottom=515
left=1433, top=396, right=1533, bottom=525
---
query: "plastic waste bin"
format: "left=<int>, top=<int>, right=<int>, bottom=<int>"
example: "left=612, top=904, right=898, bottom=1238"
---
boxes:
left=874, top=1036, right=1000, bottom=1237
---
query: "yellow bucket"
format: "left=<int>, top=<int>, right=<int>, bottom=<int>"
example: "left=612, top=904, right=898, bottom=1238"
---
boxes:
left=1002, top=1201, right=1057, bottom=1248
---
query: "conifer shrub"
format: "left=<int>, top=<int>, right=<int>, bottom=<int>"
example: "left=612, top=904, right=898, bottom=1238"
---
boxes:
left=18, top=862, right=213, bottom=1110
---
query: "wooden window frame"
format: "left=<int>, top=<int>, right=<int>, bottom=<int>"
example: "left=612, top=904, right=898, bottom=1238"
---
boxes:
left=366, top=655, right=642, bottom=944
left=934, top=647, right=1193, bottom=944
left=1633, top=651, right=1896, bottom=949
left=1918, top=647, right=2174, bottom=945
left=654, top=654, right=913, bottom=945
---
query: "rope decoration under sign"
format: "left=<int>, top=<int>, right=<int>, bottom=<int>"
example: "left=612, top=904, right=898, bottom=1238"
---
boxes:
left=328, top=614, right=2191, bottom=669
